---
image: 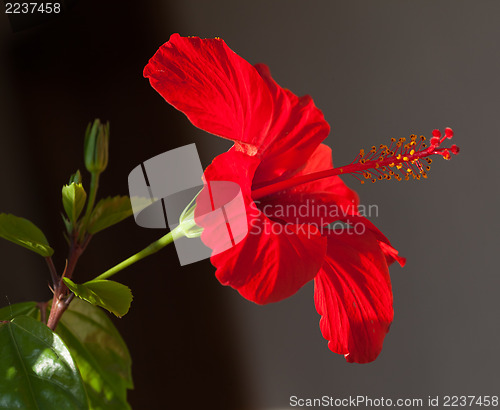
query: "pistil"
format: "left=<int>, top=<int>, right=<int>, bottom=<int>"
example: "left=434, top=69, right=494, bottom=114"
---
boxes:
left=252, top=128, right=459, bottom=200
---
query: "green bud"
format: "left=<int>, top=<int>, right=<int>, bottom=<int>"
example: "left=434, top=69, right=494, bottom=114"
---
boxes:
left=84, top=119, right=109, bottom=174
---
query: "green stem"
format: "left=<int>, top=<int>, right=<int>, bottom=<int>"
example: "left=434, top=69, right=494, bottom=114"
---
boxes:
left=79, top=172, right=100, bottom=242
left=93, top=222, right=190, bottom=281
left=87, top=172, right=99, bottom=212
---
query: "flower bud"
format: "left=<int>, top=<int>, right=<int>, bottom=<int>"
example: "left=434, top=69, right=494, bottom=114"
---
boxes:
left=84, top=119, right=109, bottom=174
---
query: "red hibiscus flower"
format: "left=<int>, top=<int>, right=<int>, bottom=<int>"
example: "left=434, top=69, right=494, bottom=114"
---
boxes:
left=144, top=34, right=458, bottom=363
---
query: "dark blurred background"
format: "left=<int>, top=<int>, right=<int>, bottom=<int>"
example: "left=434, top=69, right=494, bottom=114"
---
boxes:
left=1, top=1, right=498, bottom=409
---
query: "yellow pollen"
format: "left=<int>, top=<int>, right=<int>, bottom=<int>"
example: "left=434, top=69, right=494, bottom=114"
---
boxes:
left=410, top=149, right=415, bottom=155
left=407, top=168, right=412, bottom=173
left=396, top=164, right=402, bottom=169
left=403, top=156, right=409, bottom=161
left=396, top=154, right=402, bottom=159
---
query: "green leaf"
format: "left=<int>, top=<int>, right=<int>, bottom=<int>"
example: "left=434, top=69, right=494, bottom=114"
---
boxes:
left=0, top=300, right=133, bottom=410
left=63, top=278, right=133, bottom=317
left=0, top=213, right=54, bottom=257
left=0, top=315, right=89, bottom=409
left=62, top=183, right=87, bottom=225
left=0, top=301, right=39, bottom=321
left=57, top=299, right=133, bottom=410
left=87, top=196, right=133, bottom=235
left=69, top=170, right=83, bottom=185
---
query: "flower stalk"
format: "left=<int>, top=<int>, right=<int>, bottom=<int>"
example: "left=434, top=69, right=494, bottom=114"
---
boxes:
left=92, top=219, right=194, bottom=281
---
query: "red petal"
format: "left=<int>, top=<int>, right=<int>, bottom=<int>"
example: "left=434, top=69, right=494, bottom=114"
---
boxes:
left=336, top=215, right=406, bottom=267
left=257, top=144, right=360, bottom=226
left=214, top=218, right=326, bottom=304
left=195, top=148, right=327, bottom=304
left=144, top=34, right=273, bottom=156
left=144, top=36, right=329, bottom=170
left=253, top=64, right=330, bottom=182
left=314, top=229, right=393, bottom=363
